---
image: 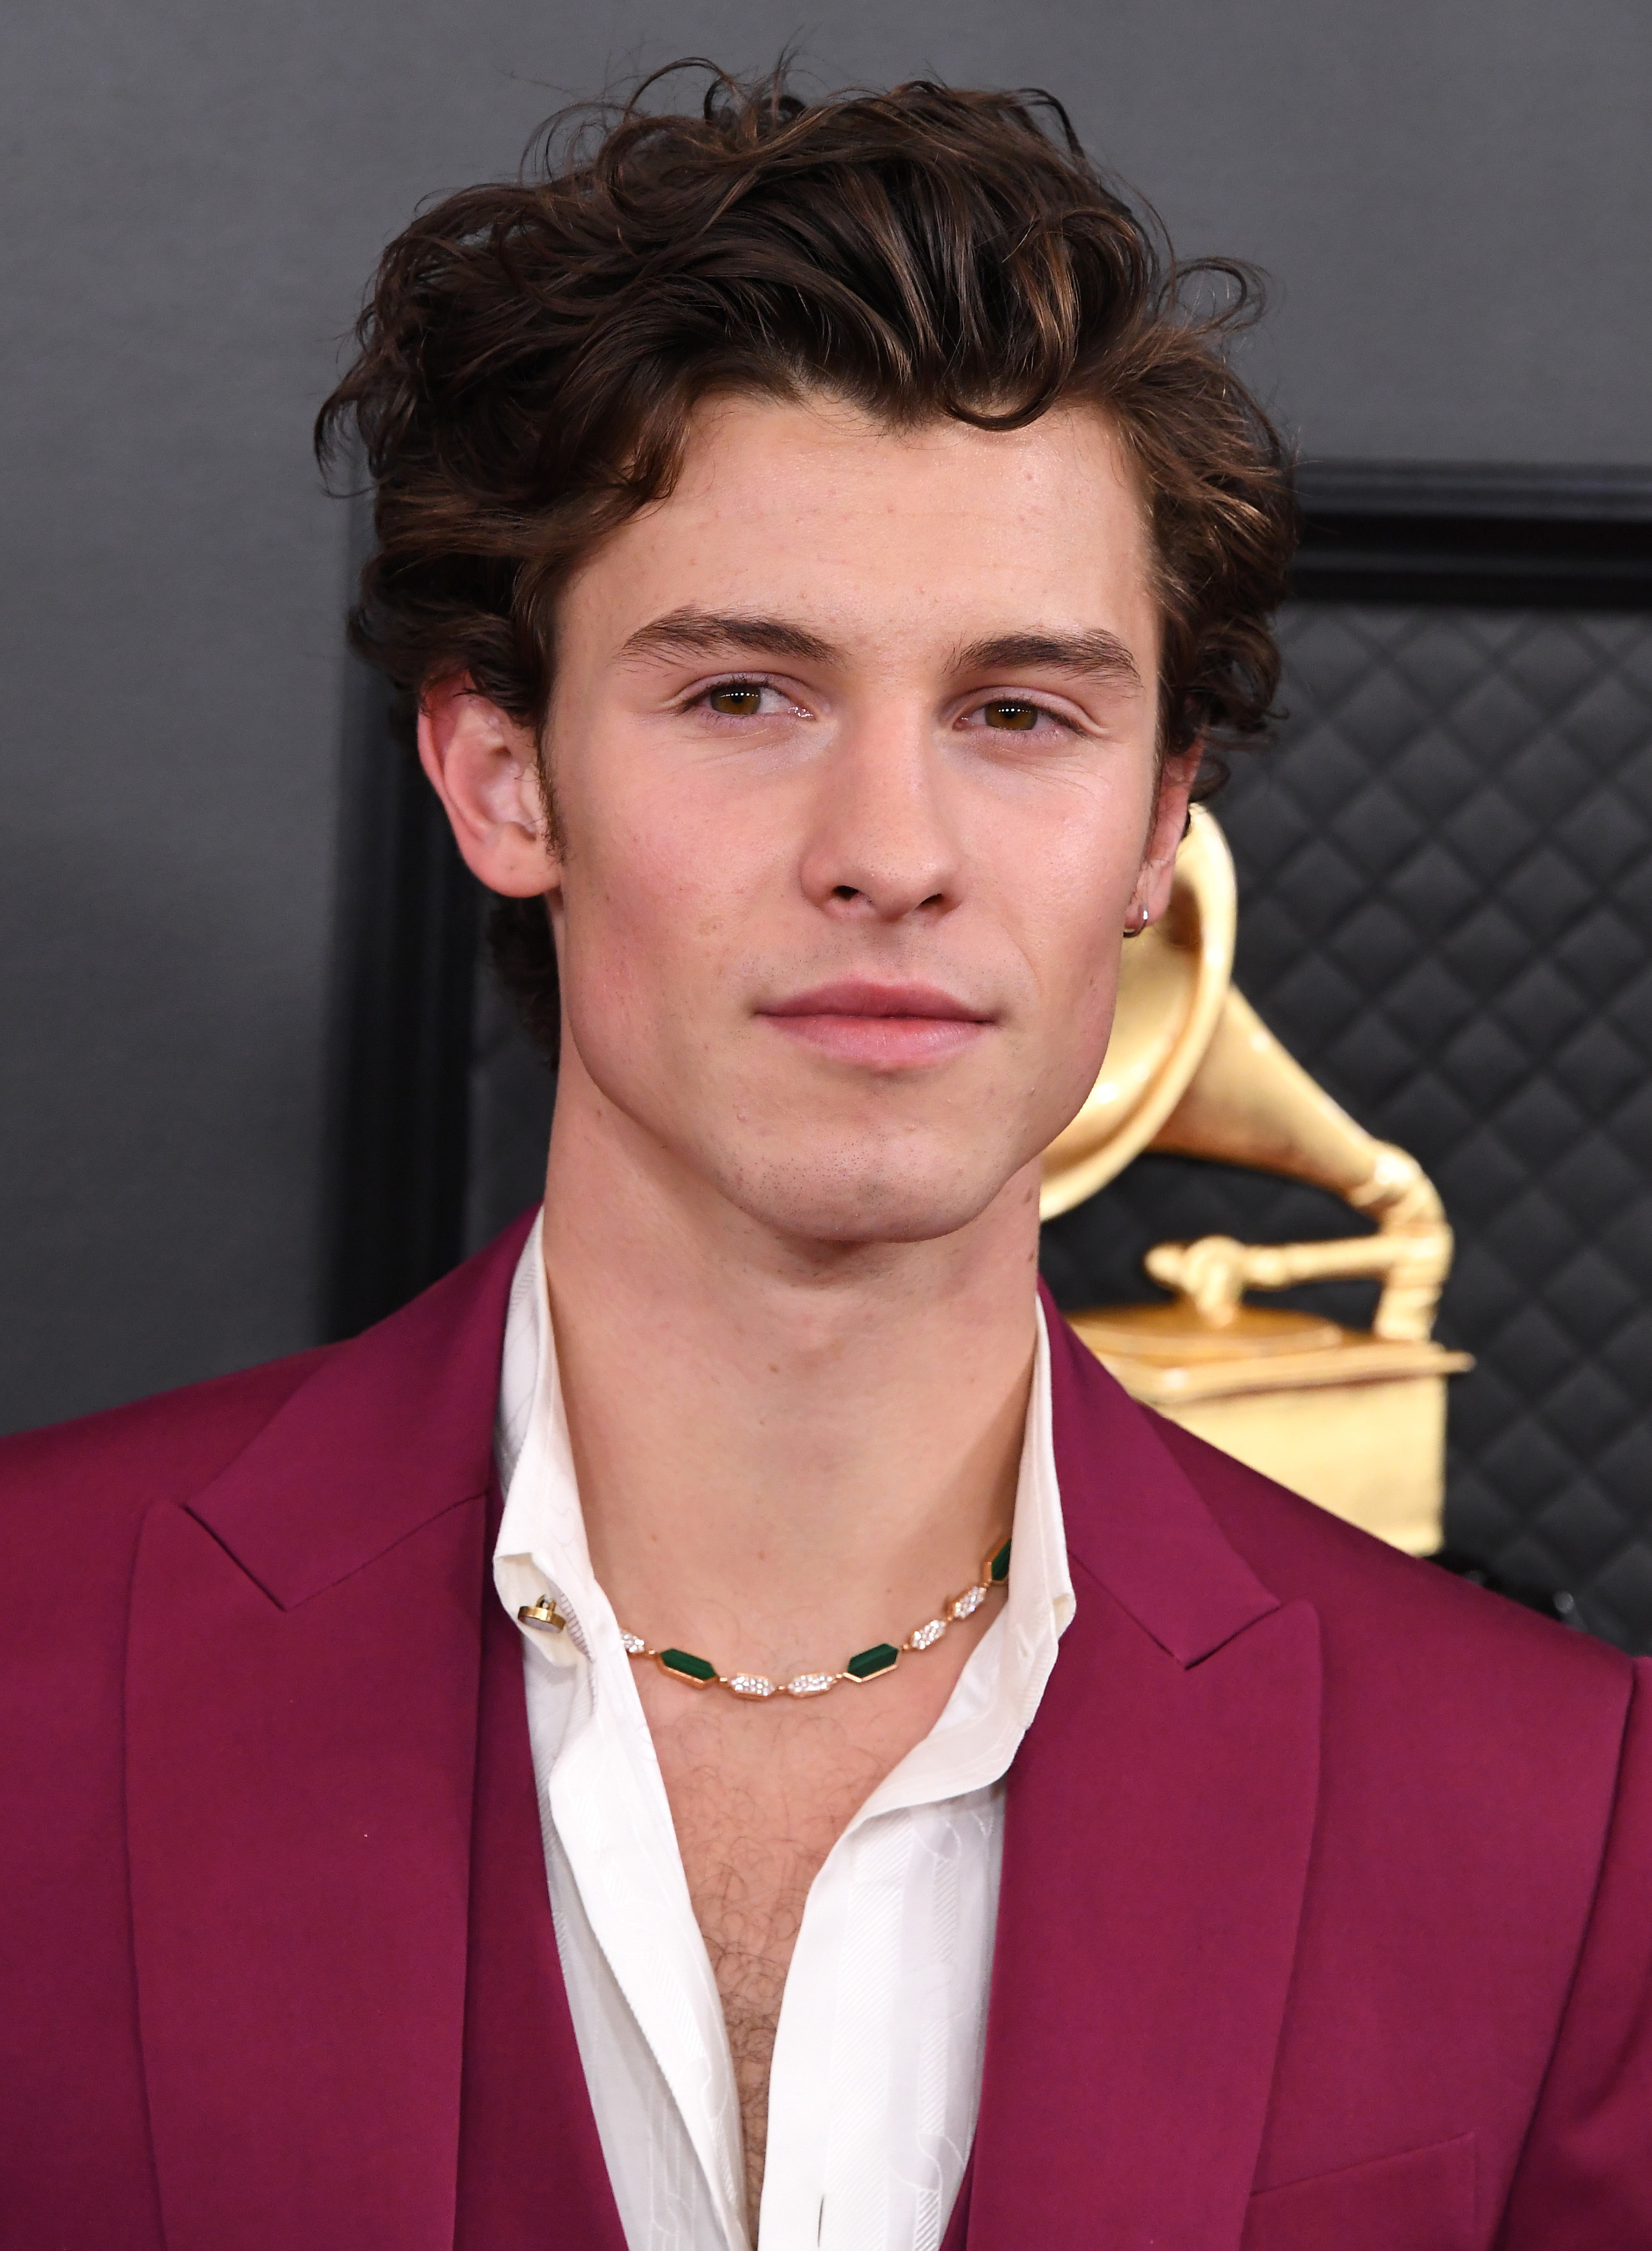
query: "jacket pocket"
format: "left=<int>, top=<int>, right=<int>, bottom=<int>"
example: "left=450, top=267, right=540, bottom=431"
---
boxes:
left=1242, top=2133, right=1475, bottom=2251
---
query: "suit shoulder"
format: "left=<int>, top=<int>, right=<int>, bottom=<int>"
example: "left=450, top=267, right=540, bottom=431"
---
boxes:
left=1150, top=1411, right=1632, bottom=1707
left=0, top=1346, right=333, bottom=1538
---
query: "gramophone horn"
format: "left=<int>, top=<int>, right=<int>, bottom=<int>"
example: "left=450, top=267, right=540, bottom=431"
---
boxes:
left=1039, top=804, right=1236, bottom=1222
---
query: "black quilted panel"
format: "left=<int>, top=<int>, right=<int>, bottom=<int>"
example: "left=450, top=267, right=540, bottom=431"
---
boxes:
left=464, top=604, right=1652, bottom=1652
left=1046, top=605, right=1652, bottom=1652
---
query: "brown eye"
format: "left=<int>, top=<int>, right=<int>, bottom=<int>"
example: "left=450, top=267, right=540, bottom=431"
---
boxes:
left=707, top=684, right=763, bottom=715
left=983, top=699, right=1040, bottom=731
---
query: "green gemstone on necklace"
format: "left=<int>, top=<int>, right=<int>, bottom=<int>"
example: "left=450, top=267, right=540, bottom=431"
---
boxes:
left=624, top=1531, right=1009, bottom=1699
left=659, top=1647, right=717, bottom=1684
left=845, top=1642, right=901, bottom=1680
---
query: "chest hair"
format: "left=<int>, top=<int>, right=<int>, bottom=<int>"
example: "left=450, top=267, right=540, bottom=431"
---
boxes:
left=655, top=1714, right=890, bottom=2233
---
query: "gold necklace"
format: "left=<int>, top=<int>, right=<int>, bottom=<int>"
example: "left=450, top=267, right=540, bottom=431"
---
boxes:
left=519, top=1537, right=1011, bottom=1700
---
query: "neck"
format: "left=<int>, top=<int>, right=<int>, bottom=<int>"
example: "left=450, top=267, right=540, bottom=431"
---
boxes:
left=539, top=1059, right=1040, bottom=1676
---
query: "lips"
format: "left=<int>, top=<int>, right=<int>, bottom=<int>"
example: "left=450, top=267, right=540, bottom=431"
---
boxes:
left=757, top=980, right=992, bottom=1066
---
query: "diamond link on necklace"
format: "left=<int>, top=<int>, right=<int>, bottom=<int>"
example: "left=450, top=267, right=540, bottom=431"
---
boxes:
left=521, top=1538, right=1013, bottom=1702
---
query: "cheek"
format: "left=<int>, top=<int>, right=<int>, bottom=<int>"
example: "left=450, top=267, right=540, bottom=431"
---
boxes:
left=993, top=794, right=1148, bottom=991
left=1025, top=905, right=1131, bottom=1135
left=558, top=785, right=748, bottom=1036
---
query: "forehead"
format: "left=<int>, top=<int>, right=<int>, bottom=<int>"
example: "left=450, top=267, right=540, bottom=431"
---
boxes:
left=563, top=392, right=1160, bottom=665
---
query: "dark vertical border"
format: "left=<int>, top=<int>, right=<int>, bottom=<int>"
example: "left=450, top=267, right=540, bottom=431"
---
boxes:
left=323, top=649, right=480, bottom=1339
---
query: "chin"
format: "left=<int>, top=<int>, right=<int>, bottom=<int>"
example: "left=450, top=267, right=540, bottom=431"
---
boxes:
left=721, top=1136, right=1030, bottom=1249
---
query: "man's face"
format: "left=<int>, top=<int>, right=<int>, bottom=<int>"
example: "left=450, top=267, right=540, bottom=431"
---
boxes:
left=541, top=393, right=1193, bottom=1246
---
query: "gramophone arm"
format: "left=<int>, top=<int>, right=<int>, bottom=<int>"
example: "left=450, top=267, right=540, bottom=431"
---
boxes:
left=1146, top=989, right=1454, bottom=1343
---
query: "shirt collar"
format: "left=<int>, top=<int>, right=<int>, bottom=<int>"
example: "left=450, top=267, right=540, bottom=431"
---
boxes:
left=493, top=1211, right=1074, bottom=1805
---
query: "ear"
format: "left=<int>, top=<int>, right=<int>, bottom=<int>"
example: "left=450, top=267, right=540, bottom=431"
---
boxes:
left=416, top=677, right=561, bottom=898
left=1128, top=746, right=1202, bottom=926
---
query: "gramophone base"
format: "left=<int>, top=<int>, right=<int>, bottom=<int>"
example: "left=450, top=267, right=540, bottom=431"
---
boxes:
left=1152, top=1371, right=1455, bottom=1555
left=1068, top=1310, right=1472, bottom=1556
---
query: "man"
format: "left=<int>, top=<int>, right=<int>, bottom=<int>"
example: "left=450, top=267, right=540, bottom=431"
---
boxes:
left=1, top=68, right=1647, bottom=2251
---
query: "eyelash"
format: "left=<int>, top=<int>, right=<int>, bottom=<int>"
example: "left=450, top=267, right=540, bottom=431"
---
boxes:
left=963, top=697, right=1074, bottom=737
left=686, top=676, right=1076, bottom=734
left=688, top=675, right=791, bottom=717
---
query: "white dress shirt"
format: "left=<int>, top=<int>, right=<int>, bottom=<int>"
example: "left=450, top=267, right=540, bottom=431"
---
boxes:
left=492, top=1216, right=1074, bottom=2251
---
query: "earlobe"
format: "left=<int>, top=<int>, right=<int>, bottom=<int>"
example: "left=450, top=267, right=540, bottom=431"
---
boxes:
left=416, top=678, right=561, bottom=899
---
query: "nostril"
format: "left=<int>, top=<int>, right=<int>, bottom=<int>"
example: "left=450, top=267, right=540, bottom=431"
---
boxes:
left=832, top=885, right=861, bottom=902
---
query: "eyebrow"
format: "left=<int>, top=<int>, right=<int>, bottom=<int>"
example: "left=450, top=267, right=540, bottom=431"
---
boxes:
left=615, top=608, right=1144, bottom=692
left=950, top=630, right=1144, bottom=692
left=616, top=608, right=841, bottom=667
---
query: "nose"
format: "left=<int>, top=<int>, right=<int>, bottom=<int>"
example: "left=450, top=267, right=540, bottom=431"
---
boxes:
left=797, top=710, right=962, bottom=925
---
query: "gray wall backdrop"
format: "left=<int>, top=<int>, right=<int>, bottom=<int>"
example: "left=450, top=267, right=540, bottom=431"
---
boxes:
left=3, top=0, right=1649, bottom=1431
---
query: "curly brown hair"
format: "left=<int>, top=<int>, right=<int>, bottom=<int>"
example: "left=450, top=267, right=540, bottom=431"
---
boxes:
left=318, top=64, right=1297, bottom=1060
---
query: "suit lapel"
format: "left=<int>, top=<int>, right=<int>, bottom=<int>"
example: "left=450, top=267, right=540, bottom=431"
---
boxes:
left=126, top=1219, right=534, bottom=2251
left=126, top=1235, right=1316, bottom=2249
left=965, top=1303, right=1322, bottom=2249
left=453, top=1481, right=629, bottom=2250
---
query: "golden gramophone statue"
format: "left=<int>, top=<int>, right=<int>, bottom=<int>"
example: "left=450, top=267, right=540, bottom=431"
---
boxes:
left=1045, top=806, right=1470, bottom=1555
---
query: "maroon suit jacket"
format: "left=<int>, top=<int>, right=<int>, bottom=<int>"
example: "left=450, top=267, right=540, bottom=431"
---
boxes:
left=2, top=1213, right=1648, bottom=2250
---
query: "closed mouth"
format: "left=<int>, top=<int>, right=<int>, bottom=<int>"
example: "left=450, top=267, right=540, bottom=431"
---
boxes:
left=757, top=980, right=994, bottom=1065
